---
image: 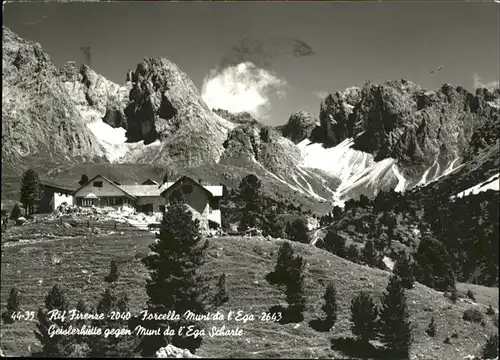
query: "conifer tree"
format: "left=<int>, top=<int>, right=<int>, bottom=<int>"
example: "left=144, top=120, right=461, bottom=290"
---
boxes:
left=89, top=288, right=136, bottom=358
left=379, top=276, right=412, bottom=357
left=141, top=199, right=209, bottom=355
left=2, top=287, right=21, bottom=324
left=105, top=260, right=119, bottom=283
left=362, top=240, right=377, bottom=266
left=350, top=291, right=378, bottom=344
left=285, top=254, right=307, bottom=322
left=238, top=174, right=263, bottom=231
left=286, top=218, right=310, bottom=244
left=347, top=244, right=360, bottom=263
left=323, top=230, right=346, bottom=258
left=268, top=241, right=294, bottom=285
left=425, top=317, right=437, bottom=337
left=394, top=253, right=415, bottom=289
left=9, top=203, right=21, bottom=221
left=261, top=210, right=285, bottom=239
left=214, top=273, right=229, bottom=306
left=321, top=283, right=337, bottom=329
left=78, top=174, right=89, bottom=186
left=482, top=333, right=499, bottom=359
left=33, top=284, right=74, bottom=357
left=414, top=235, right=455, bottom=291
left=20, top=169, right=43, bottom=216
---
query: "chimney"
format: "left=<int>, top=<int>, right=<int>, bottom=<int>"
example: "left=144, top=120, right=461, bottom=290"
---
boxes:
left=198, top=178, right=202, bottom=185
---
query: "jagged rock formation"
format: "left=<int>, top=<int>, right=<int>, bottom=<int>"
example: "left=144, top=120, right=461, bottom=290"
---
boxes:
left=278, top=110, right=318, bottom=144
left=2, top=26, right=104, bottom=173
left=212, top=108, right=259, bottom=125
left=316, top=80, right=500, bottom=182
left=156, top=345, right=199, bottom=358
left=60, top=61, right=131, bottom=128
left=119, top=58, right=234, bottom=166
left=220, top=122, right=303, bottom=176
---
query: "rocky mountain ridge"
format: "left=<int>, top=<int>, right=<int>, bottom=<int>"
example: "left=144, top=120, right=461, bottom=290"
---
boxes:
left=2, top=26, right=105, bottom=174
left=2, top=26, right=498, bottom=208
left=315, top=80, right=499, bottom=182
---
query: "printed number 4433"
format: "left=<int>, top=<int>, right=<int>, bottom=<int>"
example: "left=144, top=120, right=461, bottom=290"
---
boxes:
left=10, top=311, right=36, bottom=321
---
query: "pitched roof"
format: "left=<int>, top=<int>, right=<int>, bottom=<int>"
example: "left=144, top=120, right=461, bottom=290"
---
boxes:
left=159, top=176, right=214, bottom=198
left=119, top=185, right=163, bottom=197
left=41, top=180, right=79, bottom=192
left=73, top=175, right=137, bottom=199
left=142, top=178, right=159, bottom=185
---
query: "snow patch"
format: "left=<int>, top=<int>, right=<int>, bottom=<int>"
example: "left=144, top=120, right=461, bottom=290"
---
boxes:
left=86, top=120, right=160, bottom=163
left=451, top=173, right=500, bottom=199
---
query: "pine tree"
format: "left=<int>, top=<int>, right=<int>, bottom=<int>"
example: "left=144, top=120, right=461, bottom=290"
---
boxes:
left=286, top=218, right=310, bottom=244
left=425, top=317, right=437, bottom=337
left=323, top=230, right=346, bottom=258
left=350, top=291, right=378, bottom=344
left=393, top=253, right=415, bottom=289
left=2, top=287, right=21, bottom=324
left=20, top=169, right=43, bottom=216
left=414, top=235, right=455, bottom=291
left=362, top=240, right=377, bottom=266
left=261, top=210, right=285, bottom=239
left=482, top=333, right=499, bottom=359
left=10, top=203, right=21, bottom=221
left=78, top=174, right=89, bottom=186
left=321, top=283, right=337, bottom=330
left=379, top=276, right=412, bottom=357
left=214, top=273, right=229, bottom=306
left=33, top=284, right=74, bottom=357
left=347, top=244, right=360, bottom=263
left=89, top=288, right=136, bottom=358
left=285, top=254, right=307, bottom=322
left=238, top=174, right=263, bottom=231
left=268, top=241, right=294, bottom=285
left=141, top=200, right=209, bottom=355
left=105, top=260, right=119, bottom=283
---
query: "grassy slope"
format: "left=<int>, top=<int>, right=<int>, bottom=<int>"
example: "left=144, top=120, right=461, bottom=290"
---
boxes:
left=1, top=224, right=498, bottom=359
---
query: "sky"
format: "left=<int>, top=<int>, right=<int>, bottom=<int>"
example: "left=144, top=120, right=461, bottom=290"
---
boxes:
left=3, top=1, right=499, bottom=126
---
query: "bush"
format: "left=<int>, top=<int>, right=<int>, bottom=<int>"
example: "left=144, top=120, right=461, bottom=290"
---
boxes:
left=463, top=308, right=484, bottom=323
left=443, top=337, right=451, bottom=344
left=482, top=333, right=498, bottom=359
left=466, top=289, right=476, bottom=301
left=425, top=317, right=436, bottom=337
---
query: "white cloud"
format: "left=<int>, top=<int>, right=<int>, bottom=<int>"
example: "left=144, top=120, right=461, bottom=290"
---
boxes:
left=313, top=91, right=329, bottom=100
left=201, top=62, right=287, bottom=118
left=473, top=73, right=499, bottom=90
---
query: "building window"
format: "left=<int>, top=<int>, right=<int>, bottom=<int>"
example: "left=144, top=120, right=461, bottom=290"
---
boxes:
left=93, top=181, right=103, bottom=188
